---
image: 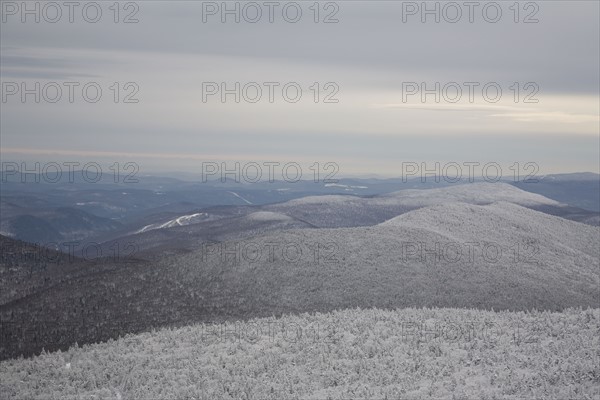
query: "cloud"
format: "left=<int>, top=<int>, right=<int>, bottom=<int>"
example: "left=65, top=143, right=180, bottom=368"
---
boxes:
left=0, top=2, right=598, bottom=174
left=490, top=112, right=600, bottom=124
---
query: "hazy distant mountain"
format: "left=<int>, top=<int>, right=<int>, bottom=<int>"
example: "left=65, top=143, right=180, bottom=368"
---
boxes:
left=0, top=206, right=123, bottom=244
left=98, top=182, right=598, bottom=257
left=511, top=173, right=600, bottom=212
left=3, top=171, right=598, bottom=249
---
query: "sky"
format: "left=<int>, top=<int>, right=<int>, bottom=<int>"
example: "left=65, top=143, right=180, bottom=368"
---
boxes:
left=1, top=0, right=599, bottom=178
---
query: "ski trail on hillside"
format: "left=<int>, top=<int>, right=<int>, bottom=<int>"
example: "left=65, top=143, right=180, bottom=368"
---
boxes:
left=227, top=191, right=253, bottom=205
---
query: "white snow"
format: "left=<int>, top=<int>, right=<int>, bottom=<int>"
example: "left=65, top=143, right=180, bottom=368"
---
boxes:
left=3, top=308, right=598, bottom=399
left=135, top=213, right=208, bottom=234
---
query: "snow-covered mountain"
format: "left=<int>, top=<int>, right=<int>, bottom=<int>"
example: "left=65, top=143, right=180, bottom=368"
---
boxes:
left=178, top=200, right=598, bottom=313
left=99, top=182, right=597, bottom=257
left=262, top=182, right=576, bottom=228
left=1, top=183, right=597, bottom=361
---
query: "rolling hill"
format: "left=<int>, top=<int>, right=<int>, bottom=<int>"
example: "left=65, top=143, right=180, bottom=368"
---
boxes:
left=98, top=182, right=598, bottom=257
left=1, top=188, right=597, bottom=360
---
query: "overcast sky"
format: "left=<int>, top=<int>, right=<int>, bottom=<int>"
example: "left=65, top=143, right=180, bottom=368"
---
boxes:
left=1, top=1, right=598, bottom=177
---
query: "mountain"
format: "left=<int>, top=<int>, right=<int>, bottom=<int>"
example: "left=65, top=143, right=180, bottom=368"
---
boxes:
left=265, top=182, right=561, bottom=228
left=1, top=192, right=597, bottom=360
left=0, top=174, right=452, bottom=245
left=3, top=174, right=598, bottom=251
left=188, top=201, right=598, bottom=314
left=98, top=182, right=598, bottom=257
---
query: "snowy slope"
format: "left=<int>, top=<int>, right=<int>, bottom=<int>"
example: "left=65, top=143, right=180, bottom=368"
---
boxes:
left=264, top=182, right=565, bottom=228
left=1, top=307, right=597, bottom=400
left=380, top=182, right=561, bottom=206
left=282, top=182, right=559, bottom=207
left=174, top=201, right=598, bottom=313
